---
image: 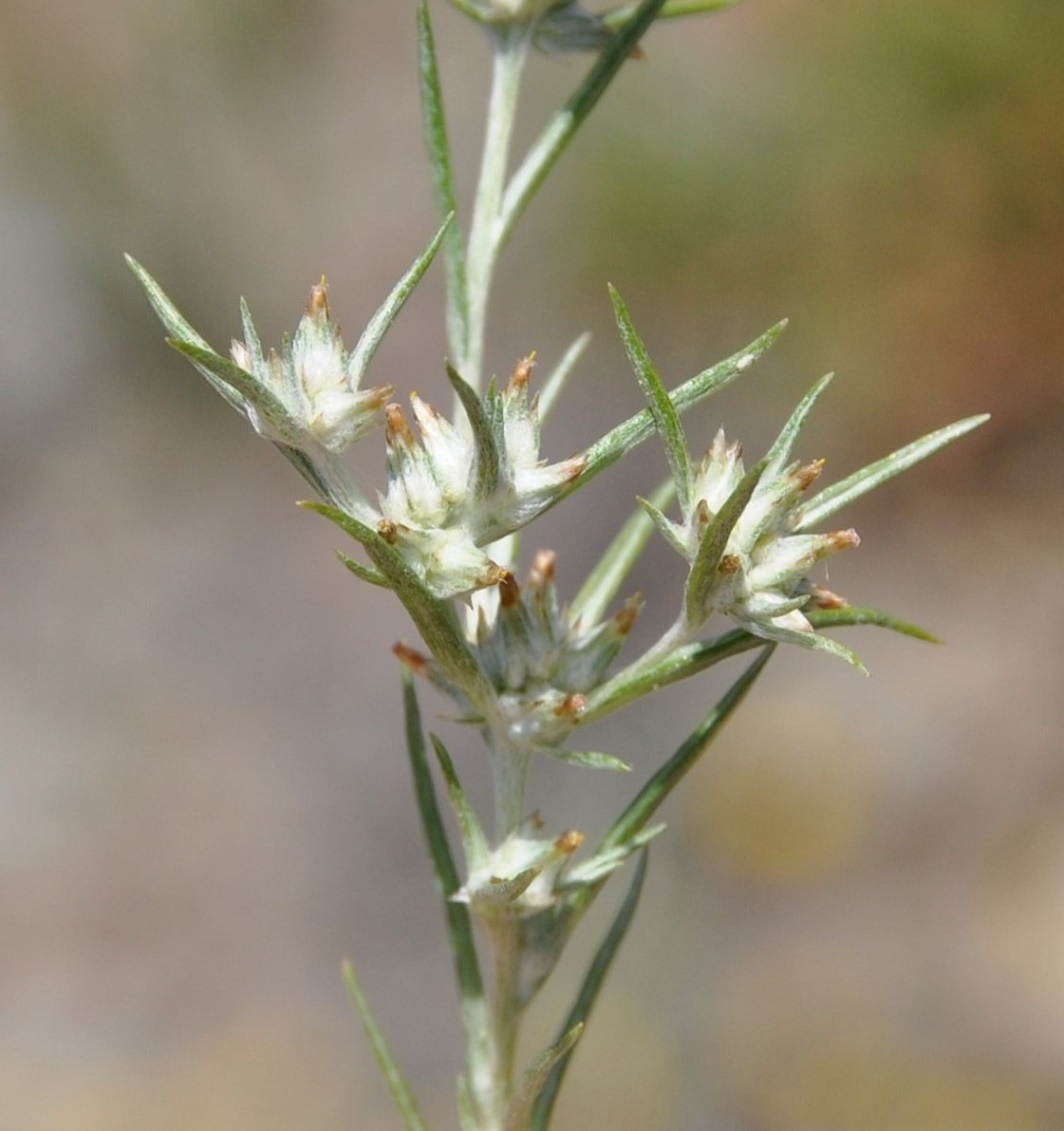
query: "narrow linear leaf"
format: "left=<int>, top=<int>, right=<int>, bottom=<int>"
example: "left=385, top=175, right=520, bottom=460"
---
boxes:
left=276, top=444, right=370, bottom=514
left=581, top=627, right=764, bottom=723
left=797, top=414, right=990, bottom=531
left=538, top=332, right=591, bottom=424
left=585, top=601, right=941, bottom=725
left=604, top=0, right=738, bottom=28
left=637, top=492, right=687, bottom=556
left=562, top=824, right=665, bottom=888
left=548, top=749, right=632, bottom=772
left=571, top=321, right=786, bottom=499
left=417, top=0, right=468, bottom=359
left=571, top=479, right=676, bottom=626
left=337, top=551, right=389, bottom=589
left=169, top=338, right=297, bottom=439
left=599, top=646, right=774, bottom=855
left=129, top=257, right=377, bottom=521
left=430, top=733, right=491, bottom=869
left=342, top=959, right=428, bottom=1131
left=610, top=286, right=691, bottom=510
left=499, top=0, right=667, bottom=247
left=126, top=256, right=247, bottom=414
left=506, top=322, right=784, bottom=533
left=674, top=320, right=787, bottom=414
left=763, top=373, right=833, bottom=478
left=301, top=502, right=492, bottom=704
left=402, top=673, right=485, bottom=1005
left=238, top=297, right=264, bottom=368
left=125, top=255, right=211, bottom=350
left=528, top=851, right=650, bottom=1131
left=349, top=216, right=452, bottom=384
left=762, top=622, right=865, bottom=672
left=685, top=456, right=768, bottom=625
left=509, top=1023, right=585, bottom=1131
left=807, top=605, right=942, bottom=643
left=448, top=363, right=502, bottom=498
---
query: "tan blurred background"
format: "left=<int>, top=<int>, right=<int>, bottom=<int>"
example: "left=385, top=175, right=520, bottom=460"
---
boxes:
left=2, top=1, right=1062, bottom=1128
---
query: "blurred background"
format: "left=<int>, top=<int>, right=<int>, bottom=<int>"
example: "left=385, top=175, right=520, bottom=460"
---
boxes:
left=2, top=1, right=1062, bottom=1128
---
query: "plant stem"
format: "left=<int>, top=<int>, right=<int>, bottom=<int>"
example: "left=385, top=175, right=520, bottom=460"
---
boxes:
left=462, top=23, right=533, bottom=393
left=579, top=613, right=694, bottom=721
left=489, top=913, right=524, bottom=1124
left=492, top=734, right=532, bottom=841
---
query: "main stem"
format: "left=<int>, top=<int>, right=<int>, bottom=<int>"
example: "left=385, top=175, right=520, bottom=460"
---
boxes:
left=451, top=31, right=537, bottom=1129
left=489, top=913, right=524, bottom=1123
left=493, top=739, right=532, bottom=840
left=461, top=23, right=532, bottom=393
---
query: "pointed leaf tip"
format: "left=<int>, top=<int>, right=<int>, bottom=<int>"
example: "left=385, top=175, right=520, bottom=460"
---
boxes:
left=610, top=286, right=691, bottom=510
left=342, top=959, right=428, bottom=1131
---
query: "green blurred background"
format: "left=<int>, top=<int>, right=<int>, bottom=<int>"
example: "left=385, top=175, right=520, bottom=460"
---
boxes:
left=2, top=1, right=1062, bottom=1128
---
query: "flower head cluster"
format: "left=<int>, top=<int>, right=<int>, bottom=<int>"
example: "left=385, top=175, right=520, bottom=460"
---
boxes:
left=455, top=815, right=584, bottom=915
left=667, top=428, right=859, bottom=649
left=452, top=816, right=587, bottom=1006
left=230, top=282, right=391, bottom=454
left=453, top=811, right=654, bottom=1005
left=471, top=551, right=641, bottom=701
left=398, top=549, right=640, bottom=761
left=126, top=224, right=447, bottom=472
left=376, top=356, right=585, bottom=597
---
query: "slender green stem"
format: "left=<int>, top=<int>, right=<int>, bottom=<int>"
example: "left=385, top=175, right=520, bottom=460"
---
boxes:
left=463, top=23, right=533, bottom=392
left=578, top=611, right=694, bottom=724
left=492, top=734, right=532, bottom=840
left=498, top=0, right=666, bottom=249
left=490, top=913, right=524, bottom=1121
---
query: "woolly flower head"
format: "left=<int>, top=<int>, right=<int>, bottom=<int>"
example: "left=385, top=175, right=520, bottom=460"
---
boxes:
left=375, top=356, right=585, bottom=598
left=646, top=404, right=864, bottom=667
left=685, top=430, right=859, bottom=643
left=230, top=282, right=391, bottom=454
left=398, top=549, right=640, bottom=765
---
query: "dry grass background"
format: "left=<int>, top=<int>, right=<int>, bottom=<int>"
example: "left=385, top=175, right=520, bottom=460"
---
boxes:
left=2, top=1, right=1063, bottom=1128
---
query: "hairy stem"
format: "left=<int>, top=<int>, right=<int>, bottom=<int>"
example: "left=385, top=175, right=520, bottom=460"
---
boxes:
left=462, top=24, right=533, bottom=393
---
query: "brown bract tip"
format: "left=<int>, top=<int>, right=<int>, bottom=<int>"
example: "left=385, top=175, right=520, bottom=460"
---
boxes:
left=616, top=593, right=644, bottom=635
left=530, top=549, right=556, bottom=588
left=830, top=528, right=861, bottom=551
left=393, top=642, right=431, bottom=673
left=377, top=518, right=399, bottom=544
left=410, top=390, right=441, bottom=419
left=555, top=693, right=587, bottom=719
left=509, top=351, right=537, bottom=392
left=366, top=385, right=394, bottom=410
left=555, top=830, right=585, bottom=855
left=385, top=403, right=415, bottom=446
left=307, top=278, right=329, bottom=318
left=796, top=458, right=826, bottom=492
left=562, top=454, right=586, bottom=482
left=809, top=585, right=849, bottom=610
left=718, top=553, right=742, bottom=576
left=498, top=570, right=521, bottom=608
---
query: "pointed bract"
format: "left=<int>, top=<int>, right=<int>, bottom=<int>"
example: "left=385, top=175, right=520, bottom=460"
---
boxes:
left=230, top=282, right=393, bottom=454
left=373, top=358, right=586, bottom=598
